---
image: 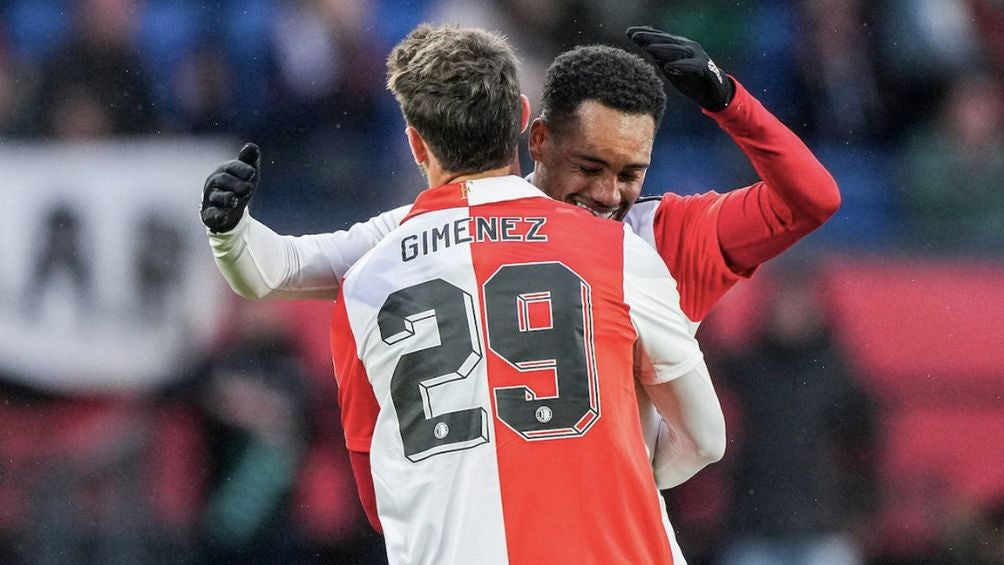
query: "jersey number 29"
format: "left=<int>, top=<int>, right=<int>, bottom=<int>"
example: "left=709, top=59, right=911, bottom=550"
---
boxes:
left=378, top=262, right=600, bottom=462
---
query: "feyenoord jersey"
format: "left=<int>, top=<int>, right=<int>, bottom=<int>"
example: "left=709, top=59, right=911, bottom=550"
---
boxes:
left=331, top=176, right=704, bottom=565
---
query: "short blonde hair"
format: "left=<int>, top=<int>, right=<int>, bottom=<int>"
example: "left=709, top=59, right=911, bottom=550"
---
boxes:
left=387, top=24, right=522, bottom=174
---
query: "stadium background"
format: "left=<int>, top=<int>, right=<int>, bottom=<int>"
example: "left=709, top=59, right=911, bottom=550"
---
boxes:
left=0, top=0, right=1001, bottom=563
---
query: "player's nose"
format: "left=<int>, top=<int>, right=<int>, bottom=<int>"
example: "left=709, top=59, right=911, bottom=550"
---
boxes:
left=587, top=175, right=622, bottom=208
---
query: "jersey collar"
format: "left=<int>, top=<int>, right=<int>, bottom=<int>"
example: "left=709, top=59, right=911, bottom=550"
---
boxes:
left=401, top=175, right=548, bottom=224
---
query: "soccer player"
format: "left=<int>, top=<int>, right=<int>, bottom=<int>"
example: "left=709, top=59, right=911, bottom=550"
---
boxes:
left=326, top=25, right=723, bottom=564
left=202, top=26, right=839, bottom=486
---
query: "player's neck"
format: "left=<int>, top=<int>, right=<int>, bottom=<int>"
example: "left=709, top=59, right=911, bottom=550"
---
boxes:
left=430, top=155, right=522, bottom=188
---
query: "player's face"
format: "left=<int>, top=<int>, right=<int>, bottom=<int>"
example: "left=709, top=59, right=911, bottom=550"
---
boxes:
left=529, top=101, right=656, bottom=220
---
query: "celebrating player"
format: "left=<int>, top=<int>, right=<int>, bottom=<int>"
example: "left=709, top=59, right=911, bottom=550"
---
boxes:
left=324, top=24, right=723, bottom=564
left=202, top=23, right=839, bottom=563
left=202, top=25, right=839, bottom=479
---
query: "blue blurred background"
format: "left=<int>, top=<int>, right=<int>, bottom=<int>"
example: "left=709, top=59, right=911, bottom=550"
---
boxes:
left=0, top=0, right=1001, bottom=564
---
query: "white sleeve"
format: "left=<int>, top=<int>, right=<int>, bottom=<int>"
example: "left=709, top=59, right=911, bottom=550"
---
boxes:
left=622, top=226, right=703, bottom=383
left=623, top=226, right=725, bottom=489
left=644, top=364, right=726, bottom=489
left=207, top=206, right=409, bottom=300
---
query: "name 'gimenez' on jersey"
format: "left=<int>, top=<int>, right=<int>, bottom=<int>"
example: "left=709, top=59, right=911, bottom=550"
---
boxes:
left=331, top=175, right=704, bottom=565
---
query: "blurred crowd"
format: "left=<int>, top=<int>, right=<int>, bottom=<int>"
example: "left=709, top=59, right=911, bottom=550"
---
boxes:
left=0, top=0, right=1000, bottom=247
left=0, top=0, right=1002, bottom=564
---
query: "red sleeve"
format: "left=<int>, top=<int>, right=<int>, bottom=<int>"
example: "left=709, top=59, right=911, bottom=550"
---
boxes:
left=649, top=192, right=745, bottom=323
left=330, top=292, right=379, bottom=452
left=330, top=292, right=382, bottom=532
left=702, top=78, right=841, bottom=273
left=348, top=450, right=383, bottom=533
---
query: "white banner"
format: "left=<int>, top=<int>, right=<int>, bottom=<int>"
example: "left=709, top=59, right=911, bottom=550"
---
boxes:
left=0, top=139, right=234, bottom=392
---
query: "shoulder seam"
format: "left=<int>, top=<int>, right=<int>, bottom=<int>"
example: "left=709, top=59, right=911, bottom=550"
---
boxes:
left=634, top=195, right=664, bottom=204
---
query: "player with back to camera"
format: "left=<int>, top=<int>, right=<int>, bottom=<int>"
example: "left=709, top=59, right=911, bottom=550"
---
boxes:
left=239, top=24, right=724, bottom=564
left=202, top=28, right=839, bottom=330
left=202, top=23, right=840, bottom=563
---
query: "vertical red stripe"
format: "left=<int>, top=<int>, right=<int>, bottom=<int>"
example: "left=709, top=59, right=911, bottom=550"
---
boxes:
left=469, top=200, right=674, bottom=564
left=330, top=291, right=380, bottom=454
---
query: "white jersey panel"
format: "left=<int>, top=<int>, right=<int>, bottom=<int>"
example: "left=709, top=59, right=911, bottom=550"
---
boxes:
left=623, top=198, right=702, bottom=338
left=341, top=208, right=509, bottom=565
left=623, top=197, right=660, bottom=249
left=622, top=225, right=704, bottom=385
left=623, top=225, right=707, bottom=502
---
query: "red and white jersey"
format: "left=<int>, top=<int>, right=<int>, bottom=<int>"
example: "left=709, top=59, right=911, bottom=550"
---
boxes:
left=214, top=183, right=744, bottom=325
left=331, top=175, right=704, bottom=565
left=622, top=193, right=746, bottom=326
left=621, top=193, right=746, bottom=482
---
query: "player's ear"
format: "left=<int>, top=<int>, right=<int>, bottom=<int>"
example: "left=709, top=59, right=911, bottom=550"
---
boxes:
left=528, top=118, right=549, bottom=162
left=405, top=126, right=428, bottom=166
left=519, top=94, right=531, bottom=133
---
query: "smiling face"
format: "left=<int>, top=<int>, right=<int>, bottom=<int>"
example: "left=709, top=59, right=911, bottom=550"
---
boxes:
left=529, top=101, right=656, bottom=220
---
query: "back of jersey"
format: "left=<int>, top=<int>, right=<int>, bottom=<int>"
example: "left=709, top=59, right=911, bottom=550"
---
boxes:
left=333, top=176, right=694, bottom=565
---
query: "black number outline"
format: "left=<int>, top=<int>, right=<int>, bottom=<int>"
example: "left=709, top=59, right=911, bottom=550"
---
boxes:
left=379, top=278, right=489, bottom=462
left=483, top=261, right=601, bottom=441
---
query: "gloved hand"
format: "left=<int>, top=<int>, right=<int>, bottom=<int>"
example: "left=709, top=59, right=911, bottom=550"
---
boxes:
left=626, top=26, right=735, bottom=112
left=201, top=142, right=261, bottom=233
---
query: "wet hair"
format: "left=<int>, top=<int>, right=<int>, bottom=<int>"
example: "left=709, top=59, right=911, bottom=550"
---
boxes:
left=539, top=44, right=666, bottom=137
left=387, top=25, right=522, bottom=174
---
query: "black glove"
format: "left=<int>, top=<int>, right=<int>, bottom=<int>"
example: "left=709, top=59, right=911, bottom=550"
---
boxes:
left=201, top=142, right=261, bottom=233
left=626, top=26, right=734, bottom=112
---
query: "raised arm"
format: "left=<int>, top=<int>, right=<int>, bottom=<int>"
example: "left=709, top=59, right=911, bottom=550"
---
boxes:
left=627, top=28, right=840, bottom=275
left=201, top=142, right=406, bottom=300
left=706, top=79, right=840, bottom=273
left=623, top=228, right=726, bottom=488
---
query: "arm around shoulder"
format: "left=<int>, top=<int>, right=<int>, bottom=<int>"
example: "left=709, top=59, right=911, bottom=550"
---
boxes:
left=207, top=206, right=409, bottom=301
left=643, top=363, right=726, bottom=489
left=622, top=229, right=726, bottom=488
left=207, top=209, right=275, bottom=300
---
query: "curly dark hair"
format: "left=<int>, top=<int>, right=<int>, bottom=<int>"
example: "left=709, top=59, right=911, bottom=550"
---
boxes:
left=540, top=45, right=666, bottom=136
